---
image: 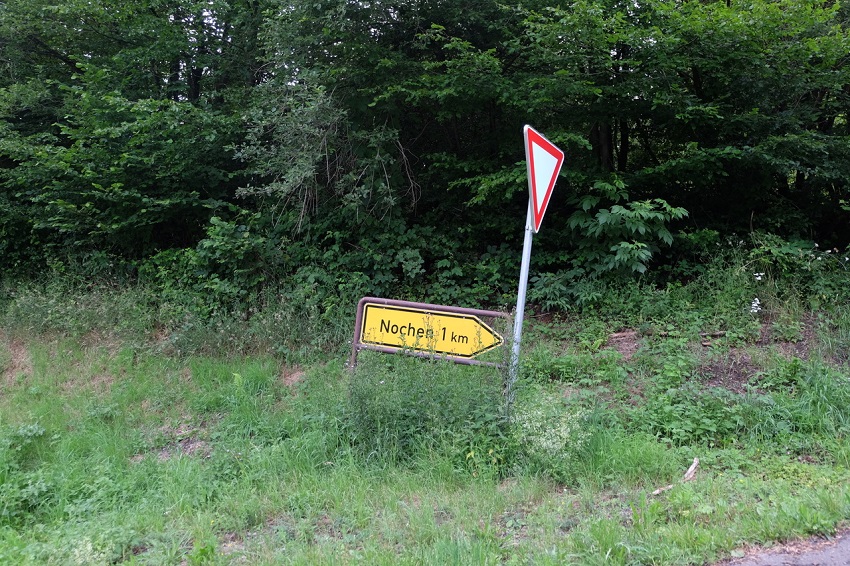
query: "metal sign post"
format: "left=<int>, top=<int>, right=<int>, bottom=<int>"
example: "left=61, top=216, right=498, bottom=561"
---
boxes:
left=506, top=126, right=565, bottom=407
left=507, top=201, right=535, bottom=407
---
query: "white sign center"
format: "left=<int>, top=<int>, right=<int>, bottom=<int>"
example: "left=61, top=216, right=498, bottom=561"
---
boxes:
left=532, top=142, right=559, bottom=214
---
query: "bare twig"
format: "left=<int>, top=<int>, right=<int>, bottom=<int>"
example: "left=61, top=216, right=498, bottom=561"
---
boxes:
left=651, top=458, right=699, bottom=496
left=683, top=458, right=699, bottom=482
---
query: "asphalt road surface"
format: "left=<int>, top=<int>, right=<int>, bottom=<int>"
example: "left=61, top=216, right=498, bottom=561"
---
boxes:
left=718, top=529, right=850, bottom=566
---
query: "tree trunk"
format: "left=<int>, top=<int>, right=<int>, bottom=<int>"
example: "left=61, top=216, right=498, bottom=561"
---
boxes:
left=618, top=119, right=630, bottom=172
left=590, top=122, right=614, bottom=172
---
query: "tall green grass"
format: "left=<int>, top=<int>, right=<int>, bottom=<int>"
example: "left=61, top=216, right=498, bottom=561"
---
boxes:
left=2, top=255, right=850, bottom=564
left=347, top=353, right=508, bottom=468
left=0, top=279, right=351, bottom=362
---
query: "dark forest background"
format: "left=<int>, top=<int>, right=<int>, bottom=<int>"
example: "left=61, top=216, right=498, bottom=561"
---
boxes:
left=2, top=0, right=849, bottom=313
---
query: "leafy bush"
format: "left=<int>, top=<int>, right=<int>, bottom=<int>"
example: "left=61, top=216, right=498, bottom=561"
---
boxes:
left=138, top=211, right=284, bottom=318
left=635, top=385, right=745, bottom=447
left=528, top=271, right=624, bottom=313
left=749, top=233, right=850, bottom=309
left=0, top=423, right=53, bottom=526
left=657, top=229, right=724, bottom=281
left=2, top=85, right=240, bottom=260
left=566, top=179, right=688, bottom=275
left=0, top=470, right=53, bottom=526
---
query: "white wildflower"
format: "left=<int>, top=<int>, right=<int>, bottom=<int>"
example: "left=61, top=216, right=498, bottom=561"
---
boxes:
left=513, top=392, right=590, bottom=471
left=750, top=298, right=762, bottom=314
left=754, top=272, right=764, bottom=281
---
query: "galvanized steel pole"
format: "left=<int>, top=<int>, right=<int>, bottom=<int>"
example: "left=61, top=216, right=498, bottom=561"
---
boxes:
left=507, top=200, right=534, bottom=407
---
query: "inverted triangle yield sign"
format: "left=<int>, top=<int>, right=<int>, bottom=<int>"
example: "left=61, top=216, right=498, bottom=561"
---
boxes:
left=524, top=125, right=565, bottom=232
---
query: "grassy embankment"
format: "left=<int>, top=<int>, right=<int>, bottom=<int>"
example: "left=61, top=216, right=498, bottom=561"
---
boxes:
left=1, top=257, right=850, bottom=564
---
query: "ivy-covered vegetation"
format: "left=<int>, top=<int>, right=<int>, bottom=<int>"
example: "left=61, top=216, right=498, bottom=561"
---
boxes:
left=2, top=0, right=849, bottom=311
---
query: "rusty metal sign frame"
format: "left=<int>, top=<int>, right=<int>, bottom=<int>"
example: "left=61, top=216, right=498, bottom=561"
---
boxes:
left=348, top=297, right=509, bottom=370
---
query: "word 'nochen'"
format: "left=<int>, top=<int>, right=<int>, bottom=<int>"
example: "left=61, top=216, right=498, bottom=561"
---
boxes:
left=379, top=319, right=435, bottom=339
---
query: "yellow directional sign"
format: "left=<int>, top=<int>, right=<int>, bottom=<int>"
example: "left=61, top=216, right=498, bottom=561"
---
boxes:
left=359, top=302, right=503, bottom=360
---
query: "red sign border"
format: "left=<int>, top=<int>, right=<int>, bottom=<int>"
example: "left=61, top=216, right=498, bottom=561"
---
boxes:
left=524, top=125, right=565, bottom=232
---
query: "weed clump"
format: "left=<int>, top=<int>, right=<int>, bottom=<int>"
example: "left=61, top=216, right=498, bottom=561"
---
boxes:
left=346, top=354, right=510, bottom=475
left=511, top=386, right=592, bottom=482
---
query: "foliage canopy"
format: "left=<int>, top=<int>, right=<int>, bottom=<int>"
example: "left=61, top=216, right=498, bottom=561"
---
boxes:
left=1, top=0, right=849, bottom=307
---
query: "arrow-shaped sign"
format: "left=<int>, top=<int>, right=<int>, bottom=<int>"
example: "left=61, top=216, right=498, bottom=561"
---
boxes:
left=359, top=302, right=503, bottom=360
left=524, top=125, right=565, bottom=233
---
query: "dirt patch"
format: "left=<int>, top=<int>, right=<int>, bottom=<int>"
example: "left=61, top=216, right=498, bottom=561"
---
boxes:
left=156, top=436, right=212, bottom=462
left=622, top=380, right=647, bottom=405
left=562, top=386, right=581, bottom=399
left=78, top=330, right=122, bottom=354
left=131, top=420, right=213, bottom=463
left=159, top=421, right=212, bottom=460
left=130, top=439, right=212, bottom=464
left=698, top=349, right=759, bottom=393
left=151, top=325, right=171, bottom=345
left=498, top=508, right=530, bottom=547
left=60, top=372, right=117, bottom=395
left=605, top=330, right=641, bottom=362
left=312, top=513, right=358, bottom=543
left=764, top=316, right=816, bottom=360
left=157, top=421, right=193, bottom=437
left=433, top=507, right=453, bottom=526
left=697, top=317, right=821, bottom=394
left=3, top=339, right=33, bottom=386
left=280, top=366, right=305, bottom=388
left=218, top=515, right=297, bottom=557
left=774, top=338, right=814, bottom=362
left=218, top=531, right=246, bottom=556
